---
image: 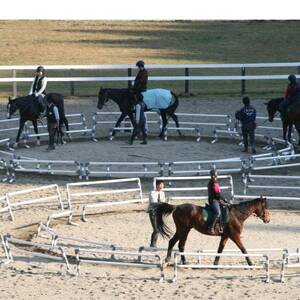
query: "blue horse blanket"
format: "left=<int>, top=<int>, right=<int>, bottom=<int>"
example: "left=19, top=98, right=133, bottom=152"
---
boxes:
left=142, top=89, right=172, bottom=110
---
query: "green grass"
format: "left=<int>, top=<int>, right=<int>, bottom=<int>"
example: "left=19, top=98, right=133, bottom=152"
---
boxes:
left=0, top=20, right=299, bottom=98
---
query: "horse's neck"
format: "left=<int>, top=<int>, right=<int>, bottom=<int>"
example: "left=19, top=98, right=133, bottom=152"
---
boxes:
left=273, top=98, right=284, bottom=111
left=232, top=201, right=259, bottom=222
left=14, top=98, right=28, bottom=112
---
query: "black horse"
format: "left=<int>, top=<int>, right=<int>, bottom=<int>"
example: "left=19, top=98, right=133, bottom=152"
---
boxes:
left=97, top=88, right=181, bottom=138
left=7, top=93, right=69, bottom=146
left=265, top=97, right=300, bottom=145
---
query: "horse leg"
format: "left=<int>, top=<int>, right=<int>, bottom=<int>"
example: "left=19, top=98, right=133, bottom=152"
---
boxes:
left=112, top=112, right=127, bottom=137
left=32, top=120, right=40, bottom=146
left=159, top=111, right=167, bottom=139
left=213, top=236, right=229, bottom=265
left=178, top=229, right=191, bottom=265
left=287, top=124, right=293, bottom=143
left=231, top=235, right=252, bottom=266
left=15, top=119, right=26, bottom=147
left=294, top=122, right=300, bottom=145
left=170, top=113, right=182, bottom=136
left=282, top=121, right=287, bottom=141
left=165, top=232, right=179, bottom=263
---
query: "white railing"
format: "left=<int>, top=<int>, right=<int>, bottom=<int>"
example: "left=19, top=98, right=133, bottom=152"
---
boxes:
left=1, top=62, right=300, bottom=96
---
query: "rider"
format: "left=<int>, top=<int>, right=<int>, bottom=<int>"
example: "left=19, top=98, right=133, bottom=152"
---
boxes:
left=29, top=66, right=48, bottom=116
left=148, top=180, right=166, bottom=247
left=207, top=169, right=226, bottom=234
left=235, top=96, right=257, bottom=154
left=280, top=74, right=300, bottom=119
left=131, top=60, right=148, bottom=107
left=46, top=97, right=60, bottom=151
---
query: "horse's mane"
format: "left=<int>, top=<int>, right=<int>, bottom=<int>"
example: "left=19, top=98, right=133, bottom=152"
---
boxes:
left=232, top=197, right=266, bottom=209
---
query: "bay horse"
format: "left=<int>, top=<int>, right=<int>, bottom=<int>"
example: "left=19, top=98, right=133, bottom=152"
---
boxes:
left=7, top=93, right=69, bottom=147
left=153, top=197, right=270, bottom=266
left=97, top=88, right=181, bottom=138
left=265, top=97, right=300, bottom=145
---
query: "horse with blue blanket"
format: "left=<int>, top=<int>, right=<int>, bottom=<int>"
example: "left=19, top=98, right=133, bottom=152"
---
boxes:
left=97, top=88, right=181, bottom=139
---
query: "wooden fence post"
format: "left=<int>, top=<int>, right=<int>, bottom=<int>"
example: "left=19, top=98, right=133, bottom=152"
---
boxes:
left=185, top=68, right=190, bottom=94
left=12, top=69, right=17, bottom=98
left=128, top=68, right=132, bottom=89
left=70, top=69, right=75, bottom=96
left=241, top=67, right=246, bottom=95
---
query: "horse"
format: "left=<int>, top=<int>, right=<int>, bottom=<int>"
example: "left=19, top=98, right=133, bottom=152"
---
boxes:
left=97, top=88, right=181, bottom=138
left=153, top=196, right=270, bottom=266
left=265, top=97, right=300, bottom=145
left=7, top=93, right=69, bottom=147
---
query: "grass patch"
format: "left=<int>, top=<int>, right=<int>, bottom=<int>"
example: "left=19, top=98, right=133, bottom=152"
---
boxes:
left=0, top=20, right=299, bottom=98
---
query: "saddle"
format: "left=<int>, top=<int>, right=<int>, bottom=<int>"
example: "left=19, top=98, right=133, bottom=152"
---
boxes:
left=202, top=203, right=230, bottom=226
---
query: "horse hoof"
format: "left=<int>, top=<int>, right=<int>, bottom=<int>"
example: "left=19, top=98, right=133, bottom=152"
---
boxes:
left=36, top=140, right=40, bottom=146
left=24, top=144, right=30, bottom=149
left=13, top=143, right=18, bottom=149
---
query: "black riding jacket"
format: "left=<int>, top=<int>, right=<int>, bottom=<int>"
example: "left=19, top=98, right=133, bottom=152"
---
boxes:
left=133, top=69, right=148, bottom=93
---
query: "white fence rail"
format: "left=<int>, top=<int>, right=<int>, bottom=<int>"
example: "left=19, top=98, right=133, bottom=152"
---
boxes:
left=153, top=175, right=234, bottom=201
left=1, top=62, right=300, bottom=97
left=173, top=251, right=270, bottom=282
left=65, top=178, right=144, bottom=219
left=0, top=184, right=63, bottom=221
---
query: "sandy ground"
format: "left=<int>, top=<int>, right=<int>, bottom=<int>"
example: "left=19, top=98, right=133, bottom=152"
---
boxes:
left=1, top=96, right=300, bottom=300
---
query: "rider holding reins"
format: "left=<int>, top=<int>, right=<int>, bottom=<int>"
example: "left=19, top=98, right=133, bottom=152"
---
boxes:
left=28, top=66, right=48, bottom=116
left=280, top=74, right=300, bottom=118
left=207, top=169, right=228, bottom=234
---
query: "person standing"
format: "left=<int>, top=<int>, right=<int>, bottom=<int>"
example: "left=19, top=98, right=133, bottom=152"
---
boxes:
left=46, top=98, right=60, bottom=150
left=29, top=66, right=48, bottom=115
left=129, top=99, right=148, bottom=145
left=148, top=180, right=166, bottom=247
left=235, top=96, right=257, bottom=154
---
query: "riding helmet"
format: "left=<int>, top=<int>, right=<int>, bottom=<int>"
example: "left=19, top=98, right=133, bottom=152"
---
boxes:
left=210, top=169, right=217, bottom=178
left=136, top=60, right=145, bottom=68
left=288, top=74, right=297, bottom=84
left=36, top=66, right=45, bottom=73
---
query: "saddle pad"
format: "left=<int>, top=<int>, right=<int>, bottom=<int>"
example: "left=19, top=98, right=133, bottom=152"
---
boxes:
left=203, top=205, right=230, bottom=224
left=142, top=89, right=172, bottom=110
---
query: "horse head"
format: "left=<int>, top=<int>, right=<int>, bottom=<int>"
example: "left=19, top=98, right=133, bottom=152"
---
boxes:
left=7, top=96, right=16, bottom=119
left=265, top=98, right=283, bottom=122
left=97, top=87, right=109, bottom=110
left=254, top=196, right=270, bottom=223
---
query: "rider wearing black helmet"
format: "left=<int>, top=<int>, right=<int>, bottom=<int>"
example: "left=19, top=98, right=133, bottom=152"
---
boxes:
left=280, top=74, right=300, bottom=119
left=29, top=66, right=48, bottom=116
left=207, top=169, right=226, bottom=234
left=132, top=60, right=148, bottom=100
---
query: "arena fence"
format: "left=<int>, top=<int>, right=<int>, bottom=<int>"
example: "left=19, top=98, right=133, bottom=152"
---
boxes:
left=1, top=111, right=299, bottom=181
left=65, top=178, right=144, bottom=220
left=242, top=174, right=300, bottom=203
left=0, top=184, right=63, bottom=221
left=74, top=247, right=165, bottom=281
left=280, top=250, right=300, bottom=282
left=1, top=235, right=74, bottom=275
left=153, top=175, right=234, bottom=201
left=172, top=251, right=270, bottom=283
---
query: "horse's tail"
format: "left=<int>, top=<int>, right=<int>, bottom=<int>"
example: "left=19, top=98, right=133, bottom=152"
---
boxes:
left=166, top=91, right=179, bottom=115
left=152, top=202, right=176, bottom=239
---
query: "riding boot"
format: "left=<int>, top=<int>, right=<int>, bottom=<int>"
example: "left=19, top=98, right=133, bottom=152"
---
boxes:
left=140, top=133, right=147, bottom=144
left=209, top=215, right=219, bottom=234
